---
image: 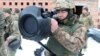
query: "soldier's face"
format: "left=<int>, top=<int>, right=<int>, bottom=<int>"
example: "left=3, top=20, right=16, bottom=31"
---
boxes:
left=82, top=9, right=87, bottom=14
left=4, top=12, right=10, bottom=17
left=57, top=11, right=68, bottom=20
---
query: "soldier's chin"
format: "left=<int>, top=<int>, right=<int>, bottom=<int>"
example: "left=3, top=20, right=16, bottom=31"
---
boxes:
left=59, top=17, right=66, bottom=20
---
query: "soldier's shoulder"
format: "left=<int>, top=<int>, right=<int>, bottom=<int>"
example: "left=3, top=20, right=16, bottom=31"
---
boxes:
left=0, top=10, right=5, bottom=20
left=11, top=13, right=19, bottom=21
left=70, top=14, right=79, bottom=20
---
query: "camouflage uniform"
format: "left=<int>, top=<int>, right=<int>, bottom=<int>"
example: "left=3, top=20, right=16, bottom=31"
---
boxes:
left=0, top=9, right=5, bottom=47
left=0, top=8, right=21, bottom=56
left=11, top=8, right=20, bottom=21
left=0, top=8, right=7, bottom=56
left=11, top=13, right=19, bottom=21
left=6, top=9, right=21, bottom=56
left=45, top=0, right=87, bottom=56
left=79, top=7, right=93, bottom=54
left=3, top=8, right=13, bottom=36
left=79, top=11, right=93, bottom=29
left=6, top=13, right=21, bottom=56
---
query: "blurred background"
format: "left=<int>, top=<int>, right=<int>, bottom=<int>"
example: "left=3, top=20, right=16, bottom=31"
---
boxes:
left=0, top=0, right=99, bottom=27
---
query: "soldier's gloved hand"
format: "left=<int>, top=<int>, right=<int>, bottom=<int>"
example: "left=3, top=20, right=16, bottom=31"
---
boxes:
left=6, top=35, right=21, bottom=51
left=51, top=19, right=58, bottom=33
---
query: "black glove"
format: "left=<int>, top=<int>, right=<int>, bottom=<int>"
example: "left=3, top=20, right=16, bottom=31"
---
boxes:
left=7, top=35, right=21, bottom=51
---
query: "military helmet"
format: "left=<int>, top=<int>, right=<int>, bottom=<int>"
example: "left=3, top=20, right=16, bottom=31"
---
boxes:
left=54, top=0, right=75, bottom=10
left=83, top=6, right=88, bottom=12
left=15, top=8, right=20, bottom=13
left=3, top=8, right=12, bottom=14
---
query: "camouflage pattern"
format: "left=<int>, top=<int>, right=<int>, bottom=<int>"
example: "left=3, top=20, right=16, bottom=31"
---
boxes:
left=0, top=9, right=5, bottom=47
left=0, top=8, right=7, bottom=56
left=3, top=8, right=11, bottom=14
left=45, top=0, right=87, bottom=56
left=5, top=12, right=21, bottom=56
left=54, top=0, right=75, bottom=9
left=79, top=12, right=93, bottom=29
left=79, top=8, right=93, bottom=54
left=11, top=13, right=20, bottom=35
left=0, top=34, right=21, bottom=56
left=0, top=9, right=21, bottom=56
left=4, top=16, right=13, bottom=36
left=46, top=16, right=87, bottom=56
left=11, top=13, right=19, bottom=21
left=7, top=14, right=21, bottom=56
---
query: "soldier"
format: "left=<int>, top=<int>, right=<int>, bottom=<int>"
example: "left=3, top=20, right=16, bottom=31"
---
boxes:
left=79, top=6, right=93, bottom=55
left=4, top=20, right=21, bottom=56
left=0, top=8, right=7, bottom=56
left=45, top=0, right=88, bottom=56
left=0, top=8, right=4, bottom=47
left=3, top=8, right=13, bottom=38
left=4, top=8, right=21, bottom=56
left=79, top=6, right=93, bottom=29
left=11, top=8, right=20, bottom=21
left=0, top=8, right=21, bottom=56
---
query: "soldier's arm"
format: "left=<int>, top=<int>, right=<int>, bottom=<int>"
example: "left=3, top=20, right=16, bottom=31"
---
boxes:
left=88, top=16, right=93, bottom=27
left=0, top=34, right=21, bottom=56
left=53, top=25, right=87, bottom=53
left=79, top=15, right=83, bottom=24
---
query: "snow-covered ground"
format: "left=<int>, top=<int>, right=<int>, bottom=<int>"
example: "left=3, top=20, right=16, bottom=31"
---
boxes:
left=15, top=38, right=48, bottom=56
left=15, top=37, right=100, bottom=56
left=83, top=37, right=100, bottom=56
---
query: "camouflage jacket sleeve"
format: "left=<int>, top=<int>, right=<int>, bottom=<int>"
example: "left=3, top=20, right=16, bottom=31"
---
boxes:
left=0, top=11, right=7, bottom=56
left=0, top=34, right=21, bottom=56
left=79, top=14, right=93, bottom=27
left=53, top=25, right=87, bottom=53
left=88, top=15, right=93, bottom=27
